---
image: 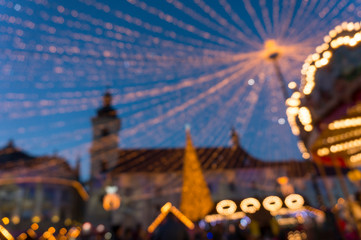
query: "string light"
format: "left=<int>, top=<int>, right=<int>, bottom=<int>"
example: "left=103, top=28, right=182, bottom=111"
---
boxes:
left=31, top=216, right=41, bottom=223
left=31, top=223, right=39, bottom=231
left=26, top=229, right=37, bottom=239
left=300, top=22, right=361, bottom=97
left=347, top=169, right=361, bottom=181
left=285, top=194, right=304, bottom=210
left=147, top=211, right=168, bottom=233
left=103, top=193, right=121, bottom=211
left=240, top=198, right=261, bottom=214
left=216, top=200, right=237, bottom=216
left=48, top=227, right=56, bottom=234
left=147, top=202, right=194, bottom=233
left=67, top=227, right=81, bottom=239
left=180, top=130, right=213, bottom=221
left=350, top=153, right=361, bottom=163
left=11, top=216, right=20, bottom=225
left=291, top=23, right=361, bottom=152
left=1, top=0, right=357, bottom=162
left=170, top=206, right=195, bottom=230
left=204, top=212, right=245, bottom=223
left=0, top=225, right=14, bottom=240
left=298, top=107, right=312, bottom=126
left=51, top=215, right=60, bottom=223
left=1, top=218, right=9, bottom=226
left=277, top=176, right=289, bottom=185
left=161, top=202, right=172, bottom=213
left=288, top=82, right=297, bottom=89
left=329, top=117, right=361, bottom=130
left=262, top=196, right=283, bottom=212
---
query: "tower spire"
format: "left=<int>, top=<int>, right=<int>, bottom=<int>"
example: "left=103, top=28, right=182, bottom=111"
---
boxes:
left=97, top=90, right=117, bottom=118
left=103, top=90, right=112, bottom=107
left=230, top=127, right=240, bottom=149
left=91, top=89, right=121, bottom=179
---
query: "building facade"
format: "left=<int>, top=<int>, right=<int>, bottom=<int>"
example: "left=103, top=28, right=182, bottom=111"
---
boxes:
left=87, top=92, right=359, bottom=228
left=0, top=140, right=87, bottom=232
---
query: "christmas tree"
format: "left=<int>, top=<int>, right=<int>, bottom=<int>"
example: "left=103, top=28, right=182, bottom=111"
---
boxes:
left=180, top=127, right=213, bottom=221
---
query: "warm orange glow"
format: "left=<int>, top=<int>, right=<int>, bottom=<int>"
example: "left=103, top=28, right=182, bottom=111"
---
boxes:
left=240, top=198, right=261, bottom=213
left=350, top=153, right=361, bottom=163
left=103, top=193, right=121, bottom=211
left=288, top=81, right=297, bottom=89
left=301, top=22, right=361, bottom=96
left=43, top=231, right=51, bottom=239
left=11, top=216, right=19, bottom=225
left=263, top=39, right=283, bottom=60
left=31, top=216, right=40, bottom=223
left=59, top=228, right=67, bottom=235
left=262, top=196, right=283, bottom=212
left=0, top=225, right=14, bottom=240
left=17, top=233, right=27, bottom=240
left=26, top=229, right=37, bottom=239
left=347, top=169, right=361, bottom=181
left=170, top=206, right=195, bottom=230
left=1, top=218, right=9, bottom=226
left=67, top=227, right=81, bottom=239
left=161, top=202, right=172, bottom=213
left=216, top=200, right=237, bottom=216
left=316, top=137, right=361, bottom=156
left=205, top=212, right=245, bottom=223
left=31, top=223, right=39, bottom=231
left=48, top=227, right=56, bottom=234
left=277, top=176, right=289, bottom=185
left=148, top=202, right=194, bottom=233
left=285, top=194, right=304, bottom=210
left=51, top=215, right=59, bottom=223
left=64, top=218, right=72, bottom=226
left=147, top=212, right=168, bottom=233
left=265, top=39, right=277, bottom=50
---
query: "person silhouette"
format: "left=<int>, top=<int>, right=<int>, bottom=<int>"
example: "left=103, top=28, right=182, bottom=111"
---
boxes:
left=152, top=213, right=190, bottom=240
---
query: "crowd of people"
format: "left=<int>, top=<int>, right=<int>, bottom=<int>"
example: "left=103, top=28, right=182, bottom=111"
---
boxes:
left=82, top=206, right=360, bottom=240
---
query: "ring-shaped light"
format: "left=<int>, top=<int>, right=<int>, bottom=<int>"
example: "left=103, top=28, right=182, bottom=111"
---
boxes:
left=262, top=196, right=283, bottom=212
left=216, top=200, right=237, bottom=216
left=240, top=198, right=261, bottom=214
left=285, top=194, right=304, bottom=210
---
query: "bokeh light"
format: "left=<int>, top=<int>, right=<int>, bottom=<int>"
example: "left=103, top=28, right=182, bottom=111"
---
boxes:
left=0, top=0, right=360, bottom=179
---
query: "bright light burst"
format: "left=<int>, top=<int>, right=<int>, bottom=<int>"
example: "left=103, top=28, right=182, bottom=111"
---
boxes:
left=0, top=0, right=360, bottom=169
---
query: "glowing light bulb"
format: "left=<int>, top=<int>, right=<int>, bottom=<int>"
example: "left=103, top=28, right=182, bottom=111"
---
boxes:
left=248, top=79, right=255, bottom=85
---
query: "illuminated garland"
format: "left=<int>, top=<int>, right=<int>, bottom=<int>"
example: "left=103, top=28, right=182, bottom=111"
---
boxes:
left=284, top=194, right=304, bottom=210
left=288, top=22, right=361, bottom=156
left=262, top=196, right=283, bottom=212
left=2, top=0, right=358, bottom=163
left=204, top=212, right=245, bottom=223
left=240, top=198, right=261, bottom=214
left=147, top=202, right=194, bottom=233
left=216, top=200, right=237, bottom=216
left=180, top=129, right=213, bottom=221
left=0, top=225, right=14, bottom=240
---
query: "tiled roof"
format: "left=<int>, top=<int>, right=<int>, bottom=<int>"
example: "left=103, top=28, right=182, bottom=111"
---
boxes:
left=110, top=146, right=314, bottom=178
left=0, top=141, right=78, bottom=180
left=0, top=140, right=34, bottom=163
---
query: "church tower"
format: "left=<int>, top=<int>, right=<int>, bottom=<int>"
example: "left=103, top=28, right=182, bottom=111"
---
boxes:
left=90, top=91, right=121, bottom=179
left=230, top=127, right=240, bottom=150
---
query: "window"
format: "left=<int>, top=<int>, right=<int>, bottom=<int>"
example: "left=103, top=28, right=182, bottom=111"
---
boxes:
left=101, top=128, right=109, bottom=137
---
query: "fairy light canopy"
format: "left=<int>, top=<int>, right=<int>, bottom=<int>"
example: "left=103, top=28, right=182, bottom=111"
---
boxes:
left=1, top=0, right=361, bottom=172
left=262, top=40, right=283, bottom=60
